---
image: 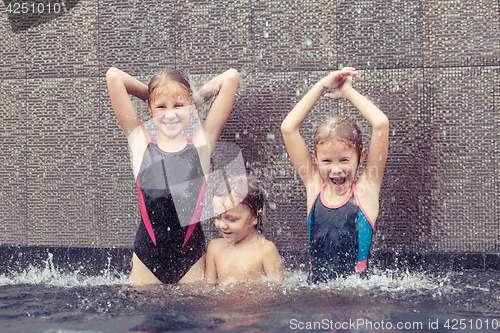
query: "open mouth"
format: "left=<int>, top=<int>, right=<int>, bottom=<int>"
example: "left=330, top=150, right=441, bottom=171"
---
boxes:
left=331, top=177, right=346, bottom=186
left=221, top=231, right=232, bottom=238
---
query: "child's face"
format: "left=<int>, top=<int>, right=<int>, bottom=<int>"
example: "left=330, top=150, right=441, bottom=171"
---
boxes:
left=148, top=83, right=192, bottom=140
left=212, top=197, right=258, bottom=245
left=314, top=139, right=360, bottom=196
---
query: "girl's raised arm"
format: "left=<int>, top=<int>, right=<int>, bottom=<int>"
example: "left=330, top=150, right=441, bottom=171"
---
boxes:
left=344, top=87, right=389, bottom=190
left=193, top=69, right=240, bottom=152
left=106, top=67, right=148, bottom=139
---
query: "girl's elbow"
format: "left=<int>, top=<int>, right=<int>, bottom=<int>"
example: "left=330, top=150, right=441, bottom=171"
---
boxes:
left=106, top=67, right=118, bottom=78
left=226, top=68, right=239, bottom=78
left=281, top=121, right=295, bottom=135
left=106, top=67, right=121, bottom=83
left=374, top=115, right=389, bottom=131
left=224, top=68, right=240, bottom=84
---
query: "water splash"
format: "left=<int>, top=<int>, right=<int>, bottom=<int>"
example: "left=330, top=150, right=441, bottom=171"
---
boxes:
left=0, top=252, right=128, bottom=288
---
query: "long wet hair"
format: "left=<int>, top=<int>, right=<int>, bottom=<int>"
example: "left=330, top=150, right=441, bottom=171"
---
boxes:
left=213, top=176, right=265, bottom=233
left=147, top=68, right=192, bottom=111
left=313, top=117, right=363, bottom=162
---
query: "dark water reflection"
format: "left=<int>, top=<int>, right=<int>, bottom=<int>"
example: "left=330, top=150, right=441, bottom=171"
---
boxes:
left=1, top=268, right=500, bottom=332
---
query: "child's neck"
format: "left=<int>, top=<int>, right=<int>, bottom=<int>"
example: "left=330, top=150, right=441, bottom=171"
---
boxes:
left=156, top=134, right=188, bottom=153
left=323, top=185, right=351, bottom=206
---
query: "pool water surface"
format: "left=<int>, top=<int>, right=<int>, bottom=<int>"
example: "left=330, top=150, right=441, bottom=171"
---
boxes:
left=1, top=254, right=500, bottom=332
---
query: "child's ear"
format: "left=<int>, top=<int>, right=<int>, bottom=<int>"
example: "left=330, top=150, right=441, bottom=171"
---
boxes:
left=252, top=209, right=263, bottom=226
left=146, top=100, right=152, bottom=116
left=358, top=148, right=367, bottom=166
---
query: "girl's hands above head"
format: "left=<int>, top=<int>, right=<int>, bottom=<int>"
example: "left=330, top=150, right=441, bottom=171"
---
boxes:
left=324, top=75, right=353, bottom=100
left=320, top=67, right=359, bottom=100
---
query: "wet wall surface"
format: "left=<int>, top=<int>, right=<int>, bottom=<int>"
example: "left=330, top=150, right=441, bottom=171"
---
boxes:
left=0, top=0, right=499, bottom=254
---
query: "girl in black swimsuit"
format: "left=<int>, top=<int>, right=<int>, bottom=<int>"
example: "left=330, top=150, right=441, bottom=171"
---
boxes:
left=106, top=67, right=240, bottom=285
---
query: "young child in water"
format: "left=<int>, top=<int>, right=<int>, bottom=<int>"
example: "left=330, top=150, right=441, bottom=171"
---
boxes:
left=106, top=67, right=239, bottom=285
left=281, top=67, right=389, bottom=283
left=205, top=176, right=284, bottom=284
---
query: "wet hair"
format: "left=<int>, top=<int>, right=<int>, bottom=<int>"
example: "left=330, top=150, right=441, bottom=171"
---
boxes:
left=313, top=117, right=363, bottom=162
left=213, top=176, right=265, bottom=233
left=147, top=68, right=192, bottom=110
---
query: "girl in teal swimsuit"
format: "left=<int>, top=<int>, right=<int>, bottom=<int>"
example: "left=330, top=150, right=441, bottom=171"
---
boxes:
left=281, top=68, right=389, bottom=282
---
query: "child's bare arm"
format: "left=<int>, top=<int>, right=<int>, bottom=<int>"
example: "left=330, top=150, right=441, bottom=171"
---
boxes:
left=262, top=242, right=284, bottom=282
left=106, top=67, right=148, bottom=139
left=204, top=241, right=218, bottom=284
left=281, top=68, right=359, bottom=186
left=345, top=86, right=389, bottom=189
left=195, top=69, right=240, bottom=151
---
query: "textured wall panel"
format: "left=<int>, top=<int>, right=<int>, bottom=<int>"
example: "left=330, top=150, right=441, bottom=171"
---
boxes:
left=98, top=0, right=176, bottom=77
left=424, top=0, right=500, bottom=67
left=0, top=5, right=25, bottom=78
left=424, top=67, right=499, bottom=252
left=175, top=0, right=253, bottom=74
left=337, top=0, right=423, bottom=69
left=26, top=0, right=98, bottom=78
left=26, top=78, right=100, bottom=246
left=0, top=80, right=27, bottom=245
left=253, top=0, right=336, bottom=72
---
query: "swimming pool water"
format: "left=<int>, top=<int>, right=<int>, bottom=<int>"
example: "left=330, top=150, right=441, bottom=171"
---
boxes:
left=1, top=255, right=500, bottom=333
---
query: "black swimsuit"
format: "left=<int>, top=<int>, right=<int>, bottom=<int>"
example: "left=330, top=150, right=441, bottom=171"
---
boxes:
left=134, top=140, right=206, bottom=284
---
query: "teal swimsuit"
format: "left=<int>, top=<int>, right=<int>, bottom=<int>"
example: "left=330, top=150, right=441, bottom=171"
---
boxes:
left=307, top=181, right=374, bottom=283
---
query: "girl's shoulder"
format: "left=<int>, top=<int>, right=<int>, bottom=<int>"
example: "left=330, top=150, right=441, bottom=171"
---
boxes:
left=258, top=237, right=279, bottom=254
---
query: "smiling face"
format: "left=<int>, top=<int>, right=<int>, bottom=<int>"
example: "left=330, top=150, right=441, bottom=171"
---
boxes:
left=212, top=197, right=258, bottom=245
left=314, top=139, right=363, bottom=197
left=148, top=82, right=193, bottom=141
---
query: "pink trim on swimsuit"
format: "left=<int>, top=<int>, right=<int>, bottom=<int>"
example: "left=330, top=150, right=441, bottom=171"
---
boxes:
left=355, top=259, right=367, bottom=273
left=320, top=182, right=354, bottom=209
left=136, top=178, right=157, bottom=246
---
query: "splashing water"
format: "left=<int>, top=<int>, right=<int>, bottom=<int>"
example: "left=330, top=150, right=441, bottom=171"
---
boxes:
left=1, top=252, right=500, bottom=332
left=0, top=253, right=128, bottom=288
